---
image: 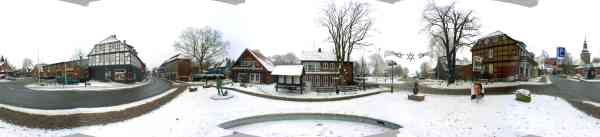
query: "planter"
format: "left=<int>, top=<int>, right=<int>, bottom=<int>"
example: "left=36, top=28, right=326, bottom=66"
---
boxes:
left=515, top=89, right=532, bottom=102
left=408, top=94, right=425, bottom=101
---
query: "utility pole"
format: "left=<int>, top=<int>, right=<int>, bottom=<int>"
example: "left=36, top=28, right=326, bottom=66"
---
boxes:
left=37, top=48, right=40, bottom=84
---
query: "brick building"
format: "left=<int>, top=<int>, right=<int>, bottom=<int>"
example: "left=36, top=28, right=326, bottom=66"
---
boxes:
left=159, top=54, right=193, bottom=81
left=36, top=59, right=88, bottom=80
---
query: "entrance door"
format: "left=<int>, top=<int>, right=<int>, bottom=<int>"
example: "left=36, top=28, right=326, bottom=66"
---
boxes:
left=239, top=73, right=249, bottom=83
left=105, top=70, right=112, bottom=81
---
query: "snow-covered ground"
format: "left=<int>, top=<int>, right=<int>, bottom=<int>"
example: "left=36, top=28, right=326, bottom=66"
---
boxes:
left=421, top=76, right=551, bottom=89
left=226, top=83, right=385, bottom=99
left=1, top=87, right=598, bottom=137
left=25, top=79, right=151, bottom=91
left=0, top=88, right=177, bottom=116
left=0, top=79, right=13, bottom=83
left=581, top=79, right=600, bottom=83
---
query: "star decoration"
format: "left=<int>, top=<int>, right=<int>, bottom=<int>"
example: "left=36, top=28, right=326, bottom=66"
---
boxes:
left=407, top=53, right=415, bottom=61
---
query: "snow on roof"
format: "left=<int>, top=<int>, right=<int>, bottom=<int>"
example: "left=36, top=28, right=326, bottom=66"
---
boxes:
left=483, top=31, right=506, bottom=38
left=247, top=49, right=274, bottom=72
left=300, top=50, right=336, bottom=61
left=272, top=65, right=303, bottom=76
left=162, top=53, right=192, bottom=64
left=97, top=34, right=120, bottom=44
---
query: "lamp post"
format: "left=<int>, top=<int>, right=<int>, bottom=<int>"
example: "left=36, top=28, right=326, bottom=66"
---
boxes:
left=388, top=61, right=397, bottom=93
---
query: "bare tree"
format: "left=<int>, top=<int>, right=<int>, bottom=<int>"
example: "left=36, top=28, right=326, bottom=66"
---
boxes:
left=423, top=1, right=480, bottom=84
left=174, top=27, right=228, bottom=73
left=592, top=57, right=600, bottom=63
left=270, top=52, right=300, bottom=65
left=22, top=58, right=33, bottom=72
left=420, top=62, right=433, bottom=78
left=72, top=48, right=86, bottom=61
left=369, top=53, right=385, bottom=76
left=321, top=1, right=373, bottom=84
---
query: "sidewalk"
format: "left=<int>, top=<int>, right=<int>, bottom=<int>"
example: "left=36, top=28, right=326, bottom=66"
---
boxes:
left=25, top=79, right=151, bottom=91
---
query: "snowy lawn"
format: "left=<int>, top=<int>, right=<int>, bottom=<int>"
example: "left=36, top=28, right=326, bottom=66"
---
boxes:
left=1, top=88, right=599, bottom=137
left=25, top=79, right=151, bottom=91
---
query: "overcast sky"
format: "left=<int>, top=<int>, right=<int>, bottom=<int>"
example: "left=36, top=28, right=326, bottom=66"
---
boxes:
left=1, top=0, right=599, bottom=74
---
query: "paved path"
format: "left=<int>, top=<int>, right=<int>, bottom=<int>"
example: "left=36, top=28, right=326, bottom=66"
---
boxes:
left=0, top=77, right=171, bottom=109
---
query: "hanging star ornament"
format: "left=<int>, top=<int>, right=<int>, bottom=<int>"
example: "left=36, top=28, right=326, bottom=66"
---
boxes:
left=407, top=53, right=416, bottom=61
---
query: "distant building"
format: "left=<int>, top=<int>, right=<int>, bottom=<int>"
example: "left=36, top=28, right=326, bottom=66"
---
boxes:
left=159, top=54, right=192, bottom=81
left=87, top=35, right=146, bottom=83
left=37, top=60, right=88, bottom=80
left=300, top=48, right=353, bottom=88
left=471, top=31, right=537, bottom=81
left=433, top=57, right=472, bottom=81
left=231, top=48, right=274, bottom=84
left=0, top=56, right=11, bottom=73
left=0, top=56, right=13, bottom=78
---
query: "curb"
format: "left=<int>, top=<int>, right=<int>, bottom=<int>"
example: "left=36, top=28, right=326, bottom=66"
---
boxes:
left=0, top=86, right=187, bottom=129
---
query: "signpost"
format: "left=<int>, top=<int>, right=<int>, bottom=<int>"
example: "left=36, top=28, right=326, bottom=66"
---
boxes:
left=557, top=47, right=566, bottom=65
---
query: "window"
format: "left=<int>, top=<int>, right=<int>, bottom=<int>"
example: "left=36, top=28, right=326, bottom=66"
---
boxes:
left=125, top=52, right=130, bottom=64
left=111, top=54, right=116, bottom=65
left=294, top=77, right=300, bottom=84
left=279, top=76, right=284, bottom=83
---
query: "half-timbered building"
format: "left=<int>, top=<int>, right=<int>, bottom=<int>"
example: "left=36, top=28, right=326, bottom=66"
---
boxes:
left=88, top=35, right=146, bottom=83
left=471, top=31, right=537, bottom=81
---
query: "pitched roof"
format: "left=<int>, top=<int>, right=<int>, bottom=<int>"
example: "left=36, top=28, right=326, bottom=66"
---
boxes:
left=300, top=49, right=336, bottom=61
left=97, top=34, right=119, bottom=44
left=240, top=49, right=274, bottom=72
left=162, top=53, right=192, bottom=65
left=272, top=65, right=303, bottom=76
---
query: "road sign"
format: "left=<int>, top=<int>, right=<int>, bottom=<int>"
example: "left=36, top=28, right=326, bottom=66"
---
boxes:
left=557, top=47, right=566, bottom=58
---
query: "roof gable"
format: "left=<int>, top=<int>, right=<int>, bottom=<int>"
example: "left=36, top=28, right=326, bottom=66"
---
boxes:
left=234, top=48, right=274, bottom=72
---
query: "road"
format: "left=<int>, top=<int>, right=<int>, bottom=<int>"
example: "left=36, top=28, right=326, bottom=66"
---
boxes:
left=528, top=77, right=600, bottom=103
left=0, top=77, right=172, bottom=110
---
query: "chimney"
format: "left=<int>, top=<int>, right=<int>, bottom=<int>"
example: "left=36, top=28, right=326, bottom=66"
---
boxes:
left=123, top=40, right=127, bottom=44
left=318, top=48, right=322, bottom=53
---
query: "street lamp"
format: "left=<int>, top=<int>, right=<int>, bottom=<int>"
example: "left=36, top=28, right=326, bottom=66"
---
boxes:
left=387, top=60, right=397, bottom=93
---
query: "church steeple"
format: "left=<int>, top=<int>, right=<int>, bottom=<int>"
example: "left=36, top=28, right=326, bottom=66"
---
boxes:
left=581, top=35, right=591, bottom=64
left=584, top=36, right=588, bottom=50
